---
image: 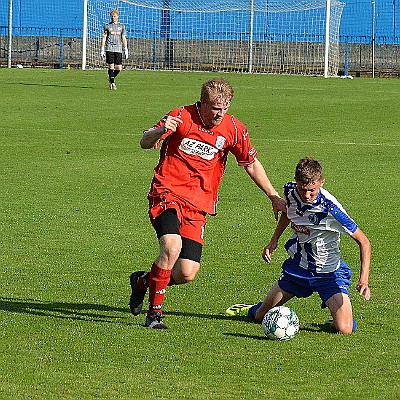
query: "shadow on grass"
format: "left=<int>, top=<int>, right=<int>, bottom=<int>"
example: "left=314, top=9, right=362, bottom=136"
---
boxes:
left=223, top=323, right=334, bottom=341
left=223, top=332, right=266, bottom=340
left=0, top=297, right=248, bottom=325
left=166, top=310, right=252, bottom=322
left=2, top=298, right=334, bottom=334
left=10, top=82, right=95, bottom=89
left=0, top=297, right=131, bottom=324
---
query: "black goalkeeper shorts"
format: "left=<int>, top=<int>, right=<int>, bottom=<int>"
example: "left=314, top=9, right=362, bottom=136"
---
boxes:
left=106, top=51, right=122, bottom=65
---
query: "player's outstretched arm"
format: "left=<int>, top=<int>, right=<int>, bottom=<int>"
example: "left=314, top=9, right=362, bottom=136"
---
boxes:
left=244, top=159, right=286, bottom=220
left=262, top=212, right=290, bottom=263
left=351, top=228, right=371, bottom=300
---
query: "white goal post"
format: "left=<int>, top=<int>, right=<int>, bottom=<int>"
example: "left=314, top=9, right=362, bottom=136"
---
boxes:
left=82, top=0, right=345, bottom=77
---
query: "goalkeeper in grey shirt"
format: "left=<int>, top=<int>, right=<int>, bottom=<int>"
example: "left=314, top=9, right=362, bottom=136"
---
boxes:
left=100, top=9, right=128, bottom=90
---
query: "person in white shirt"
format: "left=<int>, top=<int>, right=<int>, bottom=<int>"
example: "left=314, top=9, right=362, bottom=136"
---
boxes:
left=226, top=157, right=371, bottom=334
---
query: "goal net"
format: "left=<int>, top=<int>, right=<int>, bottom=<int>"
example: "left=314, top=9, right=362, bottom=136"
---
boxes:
left=84, top=0, right=345, bottom=76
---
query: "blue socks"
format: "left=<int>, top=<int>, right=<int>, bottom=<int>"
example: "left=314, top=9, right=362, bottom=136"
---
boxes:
left=248, top=302, right=263, bottom=321
left=352, top=318, right=357, bottom=333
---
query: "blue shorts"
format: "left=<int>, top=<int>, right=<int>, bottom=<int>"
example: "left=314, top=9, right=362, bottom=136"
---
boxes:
left=278, top=258, right=352, bottom=307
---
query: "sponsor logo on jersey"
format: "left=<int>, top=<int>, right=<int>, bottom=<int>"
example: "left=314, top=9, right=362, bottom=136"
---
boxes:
left=291, top=222, right=311, bottom=236
left=215, top=136, right=226, bottom=149
left=179, top=138, right=218, bottom=160
left=308, top=213, right=319, bottom=225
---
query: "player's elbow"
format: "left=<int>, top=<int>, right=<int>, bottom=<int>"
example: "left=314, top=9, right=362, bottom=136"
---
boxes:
left=140, top=137, right=152, bottom=149
left=360, top=236, right=371, bottom=255
left=353, top=229, right=371, bottom=250
left=243, top=159, right=257, bottom=174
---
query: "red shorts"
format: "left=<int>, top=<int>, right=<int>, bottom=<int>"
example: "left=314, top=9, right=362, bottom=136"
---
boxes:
left=148, top=192, right=207, bottom=245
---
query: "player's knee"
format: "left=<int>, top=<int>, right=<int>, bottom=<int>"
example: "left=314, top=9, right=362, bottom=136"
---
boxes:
left=176, top=272, right=196, bottom=284
left=163, top=245, right=181, bottom=263
left=174, top=262, right=200, bottom=284
left=160, top=235, right=182, bottom=264
left=158, top=243, right=182, bottom=267
left=336, top=326, right=352, bottom=335
left=334, top=319, right=355, bottom=335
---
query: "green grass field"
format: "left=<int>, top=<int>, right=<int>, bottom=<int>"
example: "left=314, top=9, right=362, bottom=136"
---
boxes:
left=1, top=69, right=399, bottom=399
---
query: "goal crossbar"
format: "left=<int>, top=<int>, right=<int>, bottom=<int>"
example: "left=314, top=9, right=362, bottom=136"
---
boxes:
left=83, top=0, right=345, bottom=77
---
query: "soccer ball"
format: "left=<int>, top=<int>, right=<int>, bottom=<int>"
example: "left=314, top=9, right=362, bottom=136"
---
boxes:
left=262, top=306, right=300, bottom=341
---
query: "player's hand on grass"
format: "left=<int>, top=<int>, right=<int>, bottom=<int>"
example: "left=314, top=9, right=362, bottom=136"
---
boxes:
left=357, top=280, right=371, bottom=300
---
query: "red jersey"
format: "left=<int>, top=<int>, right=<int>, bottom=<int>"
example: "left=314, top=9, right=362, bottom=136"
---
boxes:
left=146, top=102, right=258, bottom=215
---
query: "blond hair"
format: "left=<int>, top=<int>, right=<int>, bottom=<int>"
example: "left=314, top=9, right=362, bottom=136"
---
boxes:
left=110, top=9, right=119, bottom=16
left=200, top=77, right=234, bottom=103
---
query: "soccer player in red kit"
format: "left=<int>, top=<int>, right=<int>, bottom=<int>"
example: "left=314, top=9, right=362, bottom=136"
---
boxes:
left=130, top=77, right=286, bottom=329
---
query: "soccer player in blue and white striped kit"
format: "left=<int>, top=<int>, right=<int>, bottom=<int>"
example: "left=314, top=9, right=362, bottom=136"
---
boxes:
left=226, top=157, right=371, bottom=334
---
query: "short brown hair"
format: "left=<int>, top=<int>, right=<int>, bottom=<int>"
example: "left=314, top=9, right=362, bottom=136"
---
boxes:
left=295, top=157, right=323, bottom=184
left=200, top=77, right=234, bottom=103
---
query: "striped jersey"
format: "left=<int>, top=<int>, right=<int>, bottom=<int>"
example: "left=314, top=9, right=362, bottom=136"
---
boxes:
left=283, top=182, right=358, bottom=274
left=146, top=102, right=258, bottom=215
left=102, top=22, right=126, bottom=53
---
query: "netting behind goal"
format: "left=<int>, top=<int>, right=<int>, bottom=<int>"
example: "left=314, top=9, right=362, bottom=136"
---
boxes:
left=84, top=0, right=345, bottom=76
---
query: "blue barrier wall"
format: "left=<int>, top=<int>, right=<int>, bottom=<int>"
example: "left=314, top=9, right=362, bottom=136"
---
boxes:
left=0, top=0, right=399, bottom=42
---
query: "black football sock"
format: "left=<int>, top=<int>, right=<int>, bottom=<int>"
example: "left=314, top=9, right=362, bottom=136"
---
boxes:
left=108, top=69, right=115, bottom=83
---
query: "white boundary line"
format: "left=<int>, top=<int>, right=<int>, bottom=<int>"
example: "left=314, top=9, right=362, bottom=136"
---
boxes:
left=252, top=138, right=399, bottom=147
left=2, top=127, right=399, bottom=148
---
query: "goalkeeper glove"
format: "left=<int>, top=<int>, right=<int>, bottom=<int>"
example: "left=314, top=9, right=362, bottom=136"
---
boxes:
left=100, top=48, right=105, bottom=59
left=124, top=48, right=129, bottom=59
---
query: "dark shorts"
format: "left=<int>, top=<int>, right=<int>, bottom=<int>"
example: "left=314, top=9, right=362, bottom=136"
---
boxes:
left=153, top=208, right=203, bottom=264
left=106, top=51, right=122, bottom=66
left=278, top=258, right=352, bottom=307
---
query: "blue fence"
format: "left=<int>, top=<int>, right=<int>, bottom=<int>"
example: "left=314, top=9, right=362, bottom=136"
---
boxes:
left=0, top=0, right=399, bottom=75
left=0, top=0, right=399, bottom=42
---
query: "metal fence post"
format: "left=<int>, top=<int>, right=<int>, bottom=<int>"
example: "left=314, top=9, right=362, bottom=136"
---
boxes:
left=153, top=32, right=157, bottom=69
left=59, top=29, right=64, bottom=69
left=344, top=37, right=349, bottom=76
left=8, top=0, right=12, bottom=68
left=372, top=1, right=376, bottom=77
left=248, top=0, right=254, bottom=73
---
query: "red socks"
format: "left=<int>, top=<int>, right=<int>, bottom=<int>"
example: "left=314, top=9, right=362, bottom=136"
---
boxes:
left=148, top=263, right=172, bottom=316
left=139, top=270, right=178, bottom=289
